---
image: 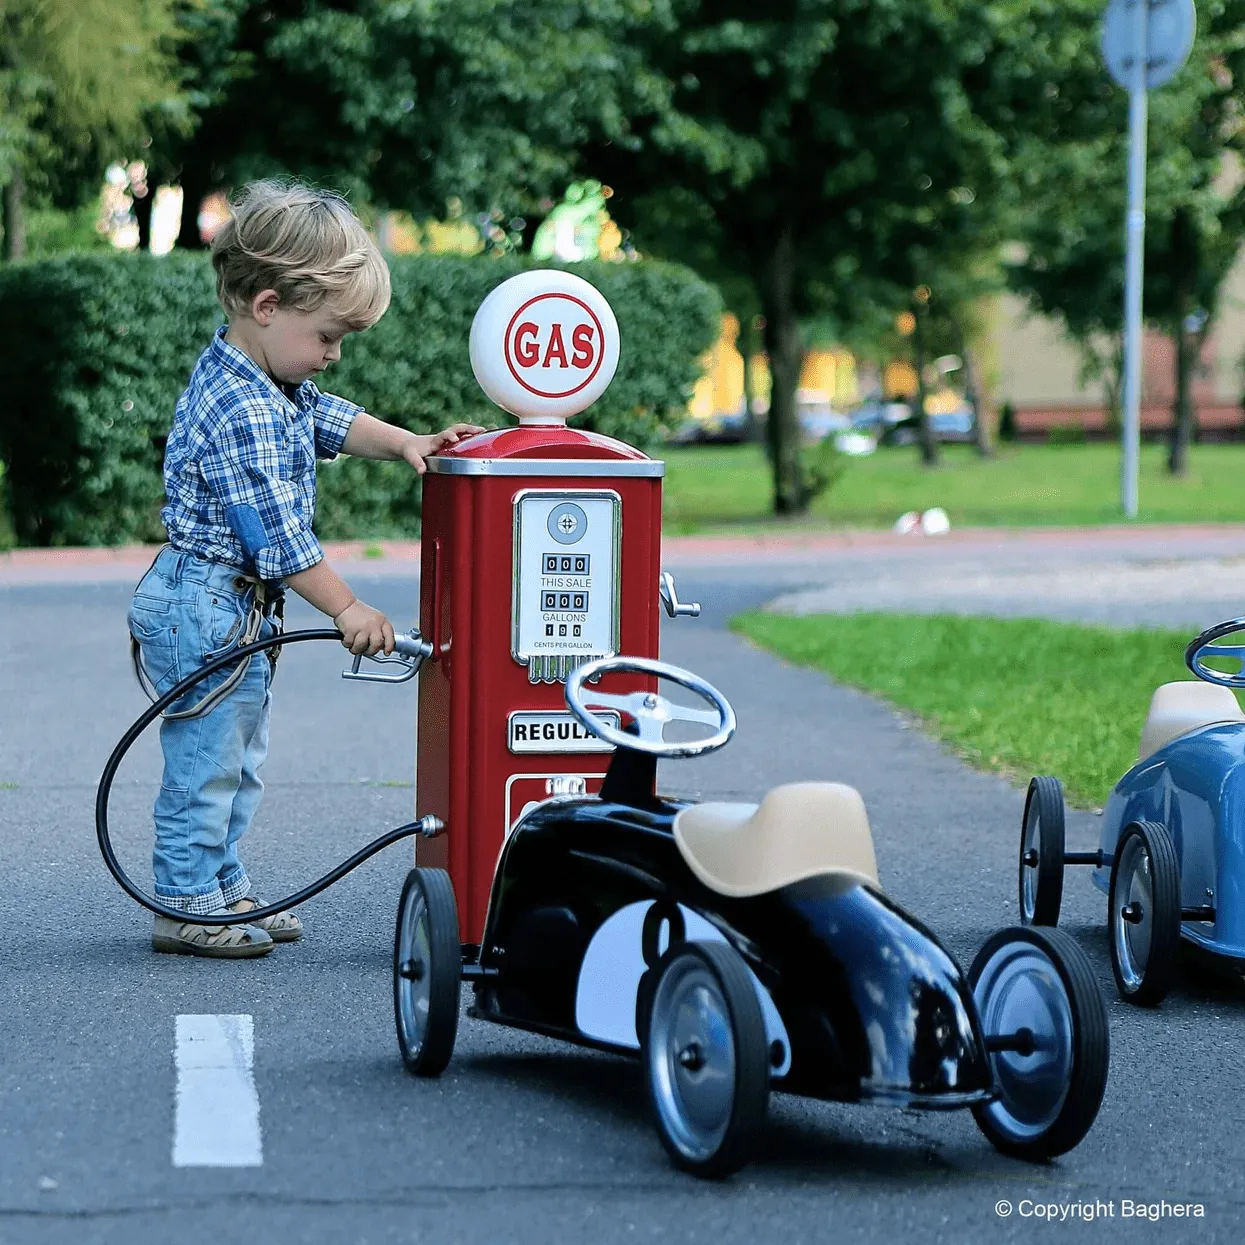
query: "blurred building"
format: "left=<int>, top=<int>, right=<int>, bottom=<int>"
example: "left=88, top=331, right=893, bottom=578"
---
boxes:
left=989, top=256, right=1245, bottom=438
left=688, top=312, right=858, bottom=428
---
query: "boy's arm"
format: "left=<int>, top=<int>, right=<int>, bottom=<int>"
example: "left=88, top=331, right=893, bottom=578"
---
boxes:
left=286, top=560, right=394, bottom=656
left=341, top=412, right=485, bottom=472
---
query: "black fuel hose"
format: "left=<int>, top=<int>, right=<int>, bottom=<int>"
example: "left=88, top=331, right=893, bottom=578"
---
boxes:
left=96, top=628, right=437, bottom=926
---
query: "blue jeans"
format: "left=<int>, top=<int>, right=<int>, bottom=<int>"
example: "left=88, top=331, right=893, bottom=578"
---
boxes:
left=128, top=547, right=278, bottom=915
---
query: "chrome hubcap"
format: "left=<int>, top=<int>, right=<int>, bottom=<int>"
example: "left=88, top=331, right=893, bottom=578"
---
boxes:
left=975, top=941, right=1074, bottom=1141
left=1113, top=836, right=1154, bottom=990
left=649, top=959, right=736, bottom=1162
left=396, top=890, right=431, bottom=1054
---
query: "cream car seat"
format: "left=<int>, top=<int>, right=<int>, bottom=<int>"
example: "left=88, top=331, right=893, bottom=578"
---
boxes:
left=1138, top=681, right=1245, bottom=761
left=672, top=781, right=879, bottom=898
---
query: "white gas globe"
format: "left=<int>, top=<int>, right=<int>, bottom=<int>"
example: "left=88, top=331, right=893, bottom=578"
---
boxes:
left=469, top=270, right=621, bottom=422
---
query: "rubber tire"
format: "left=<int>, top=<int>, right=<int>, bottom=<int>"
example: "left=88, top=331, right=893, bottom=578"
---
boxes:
left=1019, top=776, right=1066, bottom=926
left=643, top=941, right=770, bottom=1179
left=970, top=925, right=1110, bottom=1161
left=393, top=867, right=461, bottom=1076
left=1108, top=821, right=1181, bottom=1007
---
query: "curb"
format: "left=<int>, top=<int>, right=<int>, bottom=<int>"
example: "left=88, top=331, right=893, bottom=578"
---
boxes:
left=6, top=524, right=1245, bottom=585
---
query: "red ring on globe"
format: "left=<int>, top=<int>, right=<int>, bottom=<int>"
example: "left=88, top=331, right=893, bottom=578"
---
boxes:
left=503, top=292, right=608, bottom=399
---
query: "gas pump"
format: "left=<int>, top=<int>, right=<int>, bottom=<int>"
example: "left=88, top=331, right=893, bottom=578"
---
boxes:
left=411, top=270, right=698, bottom=944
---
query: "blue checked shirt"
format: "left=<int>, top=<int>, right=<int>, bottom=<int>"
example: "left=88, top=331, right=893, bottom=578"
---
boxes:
left=161, top=327, right=360, bottom=582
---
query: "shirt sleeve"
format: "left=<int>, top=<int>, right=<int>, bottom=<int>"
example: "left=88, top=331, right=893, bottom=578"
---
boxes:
left=303, top=381, right=361, bottom=459
left=199, top=396, right=325, bottom=581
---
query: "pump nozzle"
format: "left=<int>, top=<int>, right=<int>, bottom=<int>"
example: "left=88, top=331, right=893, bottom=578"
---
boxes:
left=342, top=628, right=433, bottom=684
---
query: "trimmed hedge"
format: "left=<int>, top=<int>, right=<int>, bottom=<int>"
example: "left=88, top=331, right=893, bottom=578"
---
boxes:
left=0, top=253, right=720, bottom=545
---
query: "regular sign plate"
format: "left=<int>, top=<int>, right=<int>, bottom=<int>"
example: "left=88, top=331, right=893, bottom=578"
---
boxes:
left=1102, top=0, right=1196, bottom=90
left=469, top=270, right=621, bottom=421
left=508, top=710, right=619, bottom=754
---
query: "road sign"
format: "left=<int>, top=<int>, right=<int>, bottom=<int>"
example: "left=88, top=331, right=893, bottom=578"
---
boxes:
left=1102, top=0, right=1195, bottom=90
left=1102, top=0, right=1196, bottom=519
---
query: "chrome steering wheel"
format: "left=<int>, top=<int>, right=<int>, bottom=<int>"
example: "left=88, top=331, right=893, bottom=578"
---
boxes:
left=1186, top=617, right=1245, bottom=688
left=565, top=656, right=737, bottom=758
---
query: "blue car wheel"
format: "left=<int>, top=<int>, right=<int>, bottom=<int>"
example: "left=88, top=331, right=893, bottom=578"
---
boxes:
left=1109, top=821, right=1180, bottom=1007
left=1019, top=776, right=1066, bottom=926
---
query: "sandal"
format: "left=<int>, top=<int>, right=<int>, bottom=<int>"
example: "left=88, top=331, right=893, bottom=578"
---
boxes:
left=226, top=897, right=303, bottom=943
left=152, top=915, right=273, bottom=958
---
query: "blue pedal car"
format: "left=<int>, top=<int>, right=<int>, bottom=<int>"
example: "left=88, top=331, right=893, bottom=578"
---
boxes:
left=1018, top=617, right=1245, bottom=1005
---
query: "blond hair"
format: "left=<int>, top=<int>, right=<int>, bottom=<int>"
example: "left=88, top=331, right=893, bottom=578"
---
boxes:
left=211, top=180, right=391, bottom=330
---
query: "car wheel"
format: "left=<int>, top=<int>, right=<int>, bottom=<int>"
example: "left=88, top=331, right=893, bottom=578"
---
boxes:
left=643, top=941, right=769, bottom=1179
left=1019, top=776, right=1066, bottom=925
left=394, top=867, right=461, bottom=1076
left=1109, top=821, right=1180, bottom=1006
left=969, top=926, right=1109, bottom=1160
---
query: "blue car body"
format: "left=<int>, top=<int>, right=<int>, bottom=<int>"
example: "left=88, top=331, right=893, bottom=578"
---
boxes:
left=1092, top=722, right=1245, bottom=962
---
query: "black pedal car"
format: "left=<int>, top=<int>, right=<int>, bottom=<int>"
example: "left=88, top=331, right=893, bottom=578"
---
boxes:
left=393, top=657, right=1110, bottom=1177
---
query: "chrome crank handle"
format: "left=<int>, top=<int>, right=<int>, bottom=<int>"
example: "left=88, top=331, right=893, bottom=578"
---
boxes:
left=659, top=571, right=701, bottom=618
left=341, top=629, right=434, bottom=685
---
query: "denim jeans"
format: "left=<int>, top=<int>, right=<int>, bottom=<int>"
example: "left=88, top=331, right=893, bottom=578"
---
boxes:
left=128, top=547, right=278, bottom=915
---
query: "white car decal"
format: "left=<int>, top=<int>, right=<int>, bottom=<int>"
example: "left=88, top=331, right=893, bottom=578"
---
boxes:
left=574, top=899, right=792, bottom=1076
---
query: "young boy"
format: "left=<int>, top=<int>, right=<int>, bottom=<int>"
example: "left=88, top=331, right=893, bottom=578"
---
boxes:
left=129, top=180, right=482, bottom=958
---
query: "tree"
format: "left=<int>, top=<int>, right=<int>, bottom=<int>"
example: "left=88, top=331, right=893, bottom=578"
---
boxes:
left=1005, top=0, right=1245, bottom=474
left=579, top=1, right=1126, bottom=511
left=150, top=0, right=666, bottom=246
left=0, top=0, right=185, bottom=259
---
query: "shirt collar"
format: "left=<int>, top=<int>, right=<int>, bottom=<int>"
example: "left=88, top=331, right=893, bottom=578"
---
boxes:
left=209, top=325, right=315, bottom=408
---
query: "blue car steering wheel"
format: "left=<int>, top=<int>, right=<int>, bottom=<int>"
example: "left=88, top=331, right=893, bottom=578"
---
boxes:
left=1185, top=617, right=1245, bottom=688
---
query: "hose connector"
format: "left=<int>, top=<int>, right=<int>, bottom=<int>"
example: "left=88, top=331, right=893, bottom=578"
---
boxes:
left=417, top=814, right=446, bottom=838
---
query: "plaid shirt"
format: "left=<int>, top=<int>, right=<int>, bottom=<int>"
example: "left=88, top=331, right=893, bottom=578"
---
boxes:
left=161, top=327, right=360, bottom=582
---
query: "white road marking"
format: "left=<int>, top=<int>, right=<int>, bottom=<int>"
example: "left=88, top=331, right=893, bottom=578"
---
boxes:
left=173, top=1014, right=262, bottom=1167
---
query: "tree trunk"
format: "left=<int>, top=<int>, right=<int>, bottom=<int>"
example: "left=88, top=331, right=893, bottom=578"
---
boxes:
left=133, top=188, right=154, bottom=252
left=2, top=173, right=27, bottom=261
left=175, top=165, right=210, bottom=250
left=759, top=223, right=806, bottom=514
left=740, top=315, right=762, bottom=443
left=1168, top=293, right=1193, bottom=475
left=913, top=301, right=938, bottom=465
left=950, top=309, right=992, bottom=458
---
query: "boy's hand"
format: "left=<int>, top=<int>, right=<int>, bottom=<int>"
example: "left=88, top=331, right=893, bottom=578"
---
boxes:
left=333, top=600, right=395, bottom=656
left=402, top=423, right=487, bottom=474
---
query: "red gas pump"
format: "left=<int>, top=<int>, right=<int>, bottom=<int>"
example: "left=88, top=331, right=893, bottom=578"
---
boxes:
left=412, top=271, right=698, bottom=945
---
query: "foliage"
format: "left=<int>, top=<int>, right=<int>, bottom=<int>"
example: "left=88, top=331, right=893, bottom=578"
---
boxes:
left=732, top=611, right=1203, bottom=806
left=0, top=251, right=718, bottom=545
left=660, top=442, right=1245, bottom=533
left=1004, top=0, right=1245, bottom=465
left=580, top=1, right=1121, bottom=508
left=23, top=201, right=112, bottom=258
left=0, top=0, right=186, bottom=212
left=150, top=0, right=668, bottom=247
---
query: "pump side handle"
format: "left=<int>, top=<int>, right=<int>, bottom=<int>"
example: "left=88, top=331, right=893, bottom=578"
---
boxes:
left=659, top=571, right=701, bottom=619
left=341, top=628, right=434, bottom=684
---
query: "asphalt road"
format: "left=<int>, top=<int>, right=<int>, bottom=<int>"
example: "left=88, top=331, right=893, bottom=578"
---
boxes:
left=2, top=536, right=1244, bottom=1244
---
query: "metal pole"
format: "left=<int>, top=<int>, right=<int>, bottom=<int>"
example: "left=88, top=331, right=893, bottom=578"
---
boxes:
left=1120, top=0, right=1149, bottom=518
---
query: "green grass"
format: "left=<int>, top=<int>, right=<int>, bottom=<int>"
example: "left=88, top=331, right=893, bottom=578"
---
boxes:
left=663, top=442, right=1245, bottom=532
left=731, top=611, right=1215, bottom=806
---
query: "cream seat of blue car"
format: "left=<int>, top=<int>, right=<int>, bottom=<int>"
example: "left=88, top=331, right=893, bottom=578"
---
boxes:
left=672, top=781, right=879, bottom=898
left=1138, top=681, right=1245, bottom=761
